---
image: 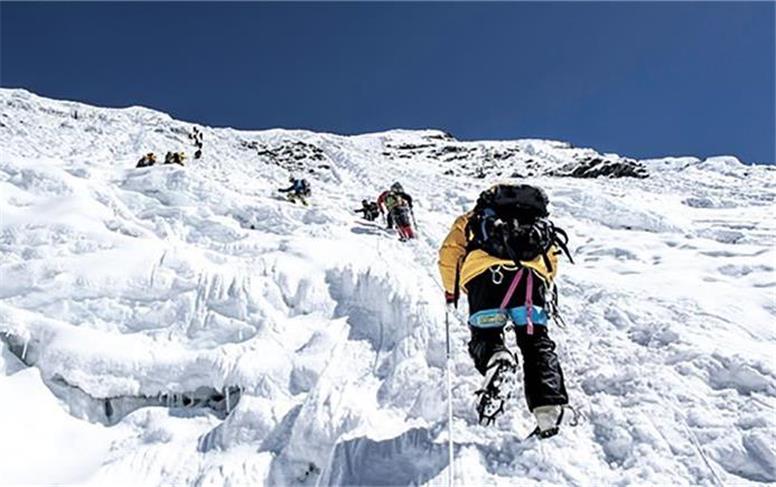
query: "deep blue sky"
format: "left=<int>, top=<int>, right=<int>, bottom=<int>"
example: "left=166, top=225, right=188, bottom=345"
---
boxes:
left=1, top=2, right=774, bottom=163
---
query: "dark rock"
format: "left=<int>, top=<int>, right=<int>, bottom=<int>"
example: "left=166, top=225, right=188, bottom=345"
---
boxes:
left=245, top=139, right=333, bottom=175
left=548, top=156, right=648, bottom=179
left=389, top=143, right=435, bottom=151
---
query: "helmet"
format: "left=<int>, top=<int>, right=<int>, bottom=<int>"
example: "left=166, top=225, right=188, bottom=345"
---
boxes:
left=390, top=182, right=403, bottom=192
left=362, top=199, right=368, bottom=205
left=289, top=176, right=295, bottom=182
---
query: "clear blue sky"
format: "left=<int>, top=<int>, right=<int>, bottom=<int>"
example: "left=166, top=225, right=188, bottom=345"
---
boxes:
left=1, top=2, right=774, bottom=163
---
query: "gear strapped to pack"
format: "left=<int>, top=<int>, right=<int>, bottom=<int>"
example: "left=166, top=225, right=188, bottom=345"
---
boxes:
left=465, top=185, right=574, bottom=272
left=470, top=213, right=573, bottom=275
left=454, top=184, right=574, bottom=324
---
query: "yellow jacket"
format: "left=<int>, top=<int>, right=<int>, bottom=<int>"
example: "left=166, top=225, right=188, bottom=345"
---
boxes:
left=438, top=212, right=558, bottom=294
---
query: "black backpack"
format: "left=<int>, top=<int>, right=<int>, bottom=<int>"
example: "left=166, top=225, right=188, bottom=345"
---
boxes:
left=298, top=179, right=311, bottom=195
left=465, top=184, right=573, bottom=272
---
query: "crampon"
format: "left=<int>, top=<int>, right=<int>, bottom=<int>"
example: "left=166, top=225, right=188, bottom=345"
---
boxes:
left=474, top=351, right=518, bottom=426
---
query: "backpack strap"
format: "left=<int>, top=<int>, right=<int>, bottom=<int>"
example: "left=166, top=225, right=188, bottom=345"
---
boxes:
left=479, top=208, right=497, bottom=241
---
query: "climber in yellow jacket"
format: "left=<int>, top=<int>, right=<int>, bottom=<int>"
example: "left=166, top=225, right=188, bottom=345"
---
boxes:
left=438, top=212, right=558, bottom=297
left=438, top=184, right=571, bottom=439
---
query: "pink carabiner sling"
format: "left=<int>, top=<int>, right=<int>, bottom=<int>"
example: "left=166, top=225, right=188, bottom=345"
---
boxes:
left=498, top=268, right=535, bottom=335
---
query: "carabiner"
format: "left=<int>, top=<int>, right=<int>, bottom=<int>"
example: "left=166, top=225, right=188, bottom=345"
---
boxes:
left=490, top=266, right=504, bottom=285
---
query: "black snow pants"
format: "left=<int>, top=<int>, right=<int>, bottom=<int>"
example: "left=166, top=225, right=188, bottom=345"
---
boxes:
left=386, top=211, right=394, bottom=228
left=466, top=268, right=568, bottom=412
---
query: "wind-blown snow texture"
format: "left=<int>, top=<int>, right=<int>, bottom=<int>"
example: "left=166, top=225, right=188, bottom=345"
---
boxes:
left=0, top=88, right=774, bottom=486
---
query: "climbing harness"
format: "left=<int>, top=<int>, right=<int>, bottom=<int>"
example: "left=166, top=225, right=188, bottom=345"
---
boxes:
left=469, top=267, right=546, bottom=335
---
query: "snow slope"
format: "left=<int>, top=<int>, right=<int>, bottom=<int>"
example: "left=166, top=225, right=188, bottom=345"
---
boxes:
left=0, top=88, right=774, bottom=486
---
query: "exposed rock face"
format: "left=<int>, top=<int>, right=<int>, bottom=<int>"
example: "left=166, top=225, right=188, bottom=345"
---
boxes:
left=241, top=139, right=332, bottom=174
left=379, top=133, right=650, bottom=179
left=548, top=156, right=649, bottom=179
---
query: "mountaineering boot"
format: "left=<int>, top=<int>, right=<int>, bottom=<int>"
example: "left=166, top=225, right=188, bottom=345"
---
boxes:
left=475, top=350, right=518, bottom=426
left=529, top=405, right=564, bottom=439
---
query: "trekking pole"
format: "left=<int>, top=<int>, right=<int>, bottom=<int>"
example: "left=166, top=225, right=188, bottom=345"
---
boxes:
left=444, top=304, right=455, bottom=487
left=411, top=208, right=418, bottom=230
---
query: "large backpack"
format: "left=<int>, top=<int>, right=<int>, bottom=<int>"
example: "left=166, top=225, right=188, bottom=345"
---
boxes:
left=297, top=179, right=311, bottom=196
left=384, top=191, right=406, bottom=211
left=465, top=184, right=573, bottom=273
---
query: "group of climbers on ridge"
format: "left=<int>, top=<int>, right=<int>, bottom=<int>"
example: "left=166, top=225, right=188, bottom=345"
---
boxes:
left=136, top=151, right=186, bottom=168
left=135, top=126, right=205, bottom=168
left=354, top=182, right=416, bottom=241
left=278, top=175, right=417, bottom=241
left=189, top=127, right=204, bottom=159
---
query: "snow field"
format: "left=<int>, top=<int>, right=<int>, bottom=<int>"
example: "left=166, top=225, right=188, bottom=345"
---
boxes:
left=0, top=88, right=774, bottom=486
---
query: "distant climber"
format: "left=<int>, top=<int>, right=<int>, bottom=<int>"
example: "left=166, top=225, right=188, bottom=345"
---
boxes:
left=164, top=151, right=186, bottom=166
left=378, top=182, right=415, bottom=240
left=438, top=184, right=574, bottom=439
left=136, top=152, right=157, bottom=168
left=279, top=176, right=311, bottom=206
left=355, top=200, right=380, bottom=221
left=190, top=127, right=204, bottom=149
left=189, top=127, right=204, bottom=160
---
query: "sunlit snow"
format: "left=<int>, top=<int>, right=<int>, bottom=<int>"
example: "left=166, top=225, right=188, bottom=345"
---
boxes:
left=0, top=89, right=774, bottom=486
